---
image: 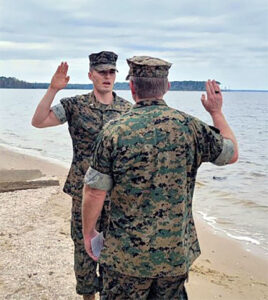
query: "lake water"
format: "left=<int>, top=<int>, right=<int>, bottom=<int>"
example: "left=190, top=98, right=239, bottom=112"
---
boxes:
left=0, top=88, right=267, bottom=258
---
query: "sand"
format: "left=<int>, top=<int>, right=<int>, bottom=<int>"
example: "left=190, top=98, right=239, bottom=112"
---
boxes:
left=0, top=145, right=267, bottom=300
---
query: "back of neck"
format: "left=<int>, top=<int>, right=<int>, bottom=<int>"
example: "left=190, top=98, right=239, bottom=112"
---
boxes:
left=135, top=96, right=163, bottom=103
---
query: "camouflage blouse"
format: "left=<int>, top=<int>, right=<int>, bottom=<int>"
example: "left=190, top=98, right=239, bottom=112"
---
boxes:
left=52, top=91, right=132, bottom=197
left=86, top=98, right=234, bottom=278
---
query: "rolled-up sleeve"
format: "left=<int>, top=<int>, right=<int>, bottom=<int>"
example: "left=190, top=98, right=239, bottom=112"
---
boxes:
left=84, top=167, right=113, bottom=191
left=213, top=138, right=234, bottom=166
left=51, top=103, right=67, bottom=124
left=84, top=124, right=114, bottom=191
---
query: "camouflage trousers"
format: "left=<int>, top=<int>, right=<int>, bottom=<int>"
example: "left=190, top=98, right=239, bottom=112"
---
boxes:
left=101, top=268, right=188, bottom=300
left=71, top=195, right=110, bottom=296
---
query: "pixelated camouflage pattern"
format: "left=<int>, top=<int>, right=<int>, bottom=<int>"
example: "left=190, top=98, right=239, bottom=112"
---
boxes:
left=89, top=51, right=118, bottom=71
left=213, top=138, right=234, bottom=165
left=71, top=195, right=111, bottom=295
left=60, top=91, right=132, bottom=198
left=84, top=167, right=113, bottom=191
left=91, top=98, right=224, bottom=278
left=126, top=56, right=172, bottom=79
left=51, top=103, right=66, bottom=123
left=71, top=195, right=99, bottom=295
left=101, top=268, right=188, bottom=299
left=59, top=91, right=130, bottom=295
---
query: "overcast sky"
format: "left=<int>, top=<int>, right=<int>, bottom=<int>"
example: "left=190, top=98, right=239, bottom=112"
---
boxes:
left=0, top=0, right=267, bottom=89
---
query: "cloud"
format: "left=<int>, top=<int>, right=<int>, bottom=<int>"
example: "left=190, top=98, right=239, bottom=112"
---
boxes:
left=0, top=0, right=267, bottom=89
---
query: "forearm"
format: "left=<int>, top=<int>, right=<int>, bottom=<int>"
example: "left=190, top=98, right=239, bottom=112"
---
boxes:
left=211, top=111, right=238, bottom=163
left=82, top=185, right=107, bottom=237
left=31, top=86, right=58, bottom=126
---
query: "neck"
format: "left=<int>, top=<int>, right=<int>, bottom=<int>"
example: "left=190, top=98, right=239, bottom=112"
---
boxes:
left=134, top=96, right=163, bottom=103
left=93, top=89, right=114, bottom=104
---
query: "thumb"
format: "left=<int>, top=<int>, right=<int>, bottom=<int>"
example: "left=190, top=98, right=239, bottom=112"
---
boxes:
left=201, top=94, right=206, bottom=105
left=65, top=76, right=70, bottom=83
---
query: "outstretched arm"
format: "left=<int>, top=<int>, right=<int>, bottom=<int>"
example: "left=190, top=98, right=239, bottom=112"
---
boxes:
left=201, top=80, right=238, bottom=164
left=31, top=62, right=70, bottom=128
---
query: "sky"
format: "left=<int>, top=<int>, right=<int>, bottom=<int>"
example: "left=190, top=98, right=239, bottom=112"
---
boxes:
left=0, top=0, right=267, bottom=90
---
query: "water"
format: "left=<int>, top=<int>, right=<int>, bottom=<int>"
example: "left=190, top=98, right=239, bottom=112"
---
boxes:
left=0, top=88, right=267, bottom=257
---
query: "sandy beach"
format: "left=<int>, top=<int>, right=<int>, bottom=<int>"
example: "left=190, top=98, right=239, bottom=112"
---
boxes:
left=0, top=145, right=267, bottom=300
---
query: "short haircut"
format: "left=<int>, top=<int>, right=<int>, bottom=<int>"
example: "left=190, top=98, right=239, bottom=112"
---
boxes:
left=130, top=76, right=169, bottom=99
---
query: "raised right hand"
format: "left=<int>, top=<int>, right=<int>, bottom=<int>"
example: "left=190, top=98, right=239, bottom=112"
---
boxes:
left=201, top=80, right=223, bottom=116
left=50, top=62, right=70, bottom=91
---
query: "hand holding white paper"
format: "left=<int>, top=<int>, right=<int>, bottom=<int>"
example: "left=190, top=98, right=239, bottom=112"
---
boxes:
left=91, top=232, right=104, bottom=258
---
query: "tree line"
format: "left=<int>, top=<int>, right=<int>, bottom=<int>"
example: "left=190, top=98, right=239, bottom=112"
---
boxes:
left=0, top=76, right=207, bottom=91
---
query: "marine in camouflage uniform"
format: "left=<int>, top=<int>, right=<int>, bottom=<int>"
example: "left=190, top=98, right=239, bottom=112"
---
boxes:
left=82, top=56, right=238, bottom=299
left=32, top=51, right=132, bottom=299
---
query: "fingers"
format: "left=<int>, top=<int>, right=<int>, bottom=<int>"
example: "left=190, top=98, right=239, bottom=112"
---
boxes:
left=58, top=62, right=64, bottom=73
left=203, top=79, right=223, bottom=114
left=90, top=253, right=99, bottom=262
left=206, top=79, right=222, bottom=97
left=201, top=93, right=206, bottom=105
left=55, top=65, right=61, bottom=74
left=86, top=245, right=99, bottom=261
left=57, top=62, right=68, bottom=74
left=206, top=80, right=214, bottom=96
left=212, top=80, right=221, bottom=94
left=201, top=93, right=210, bottom=111
left=206, top=80, right=214, bottom=101
left=65, top=76, right=70, bottom=84
left=63, top=62, right=68, bottom=74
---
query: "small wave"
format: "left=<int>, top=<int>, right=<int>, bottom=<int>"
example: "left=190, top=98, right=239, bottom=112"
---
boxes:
left=250, top=171, right=267, bottom=178
left=0, top=143, right=70, bottom=169
left=234, top=199, right=268, bottom=210
left=196, top=211, right=261, bottom=246
left=195, top=181, right=206, bottom=187
left=196, top=211, right=217, bottom=225
left=225, top=233, right=260, bottom=245
left=215, top=219, right=233, bottom=225
left=238, top=160, right=264, bottom=167
left=18, top=145, right=43, bottom=152
left=3, top=131, right=20, bottom=137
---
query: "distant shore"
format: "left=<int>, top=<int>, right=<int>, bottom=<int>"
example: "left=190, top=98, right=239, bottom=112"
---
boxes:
left=0, top=76, right=207, bottom=91
left=0, top=144, right=267, bottom=299
left=1, top=76, right=267, bottom=92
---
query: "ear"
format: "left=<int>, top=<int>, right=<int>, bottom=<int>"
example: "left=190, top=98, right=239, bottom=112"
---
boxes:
left=129, top=80, right=136, bottom=96
left=168, top=82, right=171, bottom=90
left=129, top=80, right=135, bottom=94
left=88, top=71, right=92, bottom=81
left=129, top=80, right=137, bottom=100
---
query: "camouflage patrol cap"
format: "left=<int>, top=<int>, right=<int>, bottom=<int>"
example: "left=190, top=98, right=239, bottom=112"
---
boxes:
left=126, top=56, right=172, bottom=80
left=89, top=51, right=118, bottom=71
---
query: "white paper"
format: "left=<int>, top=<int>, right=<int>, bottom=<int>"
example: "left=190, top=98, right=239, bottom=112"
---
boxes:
left=91, top=232, right=104, bottom=258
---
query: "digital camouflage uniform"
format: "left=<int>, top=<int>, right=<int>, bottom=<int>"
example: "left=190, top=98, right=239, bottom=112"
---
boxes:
left=84, top=56, right=234, bottom=299
left=51, top=51, right=132, bottom=296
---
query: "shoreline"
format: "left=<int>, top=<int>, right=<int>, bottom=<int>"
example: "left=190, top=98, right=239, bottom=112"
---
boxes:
left=195, top=210, right=267, bottom=260
left=2, top=143, right=267, bottom=258
left=0, top=145, right=267, bottom=299
left=0, top=143, right=71, bottom=169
